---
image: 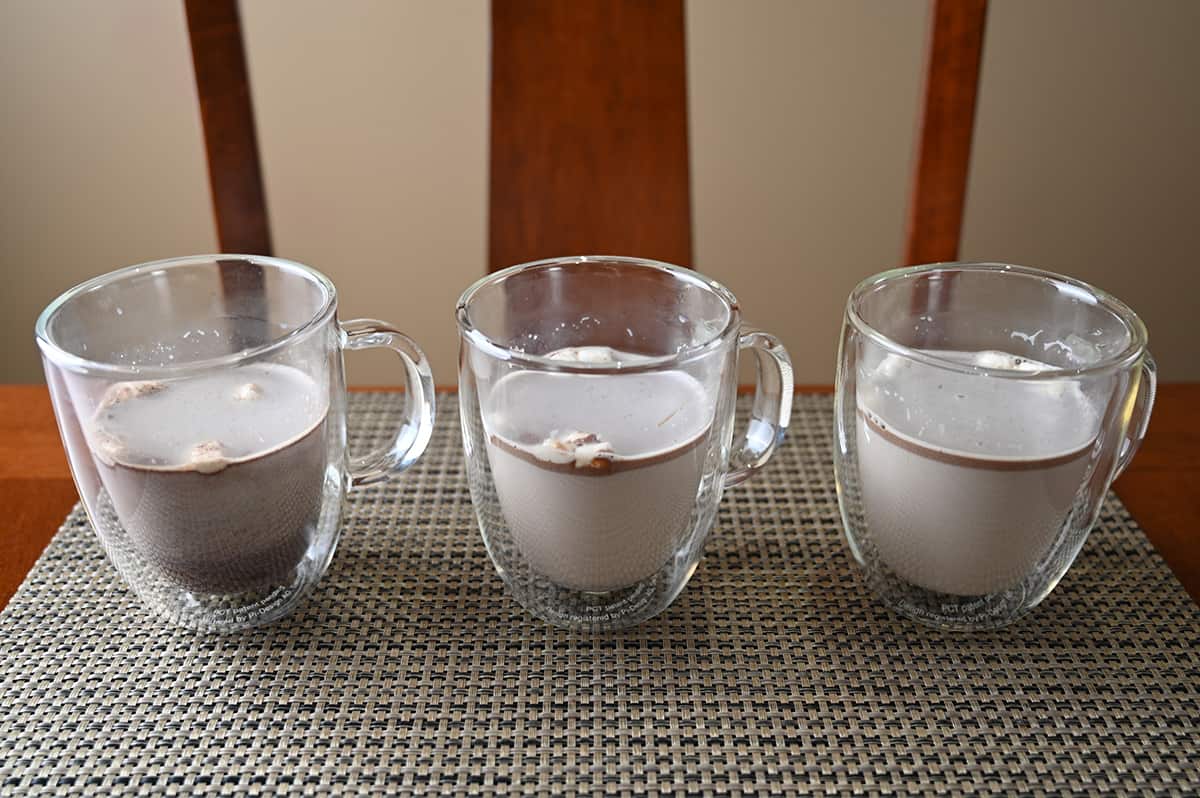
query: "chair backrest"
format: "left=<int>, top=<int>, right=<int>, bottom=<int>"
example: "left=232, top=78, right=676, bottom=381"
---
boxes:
left=185, top=0, right=987, bottom=270
left=184, top=0, right=272, bottom=256
left=905, top=0, right=988, bottom=265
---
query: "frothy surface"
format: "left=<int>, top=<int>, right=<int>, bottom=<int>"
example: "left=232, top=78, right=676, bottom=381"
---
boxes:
left=487, top=347, right=712, bottom=463
left=91, top=363, right=328, bottom=471
left=859, top=349, right=1099, bottom=462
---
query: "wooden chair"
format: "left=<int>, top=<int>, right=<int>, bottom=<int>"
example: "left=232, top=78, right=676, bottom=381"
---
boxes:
left=185, top=0, right=987, bottom=270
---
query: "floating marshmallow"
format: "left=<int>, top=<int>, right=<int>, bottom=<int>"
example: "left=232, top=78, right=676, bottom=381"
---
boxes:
left=536, top=430, right=615, bottom=470
left=233, top=382, right=264, bottom=401
left=546, top=346, right=656, bottom=366
left=98, top=380, right=166, bottom=411
left=90, top=428, right=128, bottom=468
left=187, top=440, right=228, bottom=474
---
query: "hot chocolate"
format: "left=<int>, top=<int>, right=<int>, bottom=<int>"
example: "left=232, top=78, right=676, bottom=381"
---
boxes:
left=484, top=347, right=714, bottom=592
left=88, top=363, right=329, bottom=593
left=856, top=350, right=1100, bottom=596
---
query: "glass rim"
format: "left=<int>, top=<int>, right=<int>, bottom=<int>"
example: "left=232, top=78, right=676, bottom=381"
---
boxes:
left=455, top=255, right=743, bottom=374
left=846, top=261, right=1150, bottom=381
left=34, top=254, right=339, bottom=378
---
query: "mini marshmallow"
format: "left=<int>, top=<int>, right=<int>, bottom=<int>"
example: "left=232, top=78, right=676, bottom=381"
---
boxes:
left=873, top=352, right=909, bottom=381
left=547, top=347, right=620, bottom=364
left=546, top=346, right=656, bottom=366
left=233, top=382, right=264, bottom=401
left=535, top=430, right=615, bottom=470
left=188, top=440, right=228, bottom=474
left=98, top=380, right=166, bottom=411
left=973, top=350, right=1044, bottom=372
left=90, top=428, right=128, bottom=468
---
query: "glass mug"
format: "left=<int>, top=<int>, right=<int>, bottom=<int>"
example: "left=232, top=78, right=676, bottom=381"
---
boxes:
left=457, top=256, right=794, bottom=631
left=35, top=255, right=435, bottom=632
left=835, top=263, right=1155, bottom=630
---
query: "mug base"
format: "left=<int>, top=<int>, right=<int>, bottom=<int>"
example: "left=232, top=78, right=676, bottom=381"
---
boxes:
left=499, top=565, right=693, bottom=633
left=869, top=574, right=1034, bottom=632
left=86, top=485, right=342, bottom=633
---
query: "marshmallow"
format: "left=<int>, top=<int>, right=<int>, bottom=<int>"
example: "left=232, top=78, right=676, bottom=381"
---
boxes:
left=546, top=346, right=656, bottom=366
left=233, top=382, right=264, bottom=401
left=534, top=430, right=615, bottom=470
left=98, top=380, right=166, bottom=411
left=90, top=428, right=128, bottom=468
left=187, top=440, right=228, bottom=474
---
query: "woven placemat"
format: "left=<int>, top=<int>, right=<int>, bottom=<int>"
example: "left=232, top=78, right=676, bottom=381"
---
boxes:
left=1, top=394, right=1196, bottom=796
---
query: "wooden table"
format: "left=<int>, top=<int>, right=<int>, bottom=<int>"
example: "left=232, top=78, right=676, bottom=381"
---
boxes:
left=2, top=385, right=1197, bottom=610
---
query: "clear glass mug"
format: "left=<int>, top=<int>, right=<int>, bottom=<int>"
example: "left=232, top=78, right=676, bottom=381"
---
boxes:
left=835, top=263, right=1156, bottom=630
left=35, top=255, right=435, bottom=632
left=456, top=256, right=794, bottom=631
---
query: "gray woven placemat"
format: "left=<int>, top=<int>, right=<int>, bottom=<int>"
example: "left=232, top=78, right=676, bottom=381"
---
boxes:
left=1, top=394, right=1197, bottom=796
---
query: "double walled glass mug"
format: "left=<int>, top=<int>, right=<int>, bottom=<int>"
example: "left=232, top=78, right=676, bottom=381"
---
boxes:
left=457, top=256, right=794, bottom=631
left=835, top=263, right=1156, bottom=630
left=36, top=255, right=435, bottom=632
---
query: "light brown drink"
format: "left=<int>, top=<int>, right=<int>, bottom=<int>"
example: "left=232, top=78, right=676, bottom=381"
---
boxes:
left=485, top=347, right=714, bottom=592
left=856, top=350, right=1100, bottom=596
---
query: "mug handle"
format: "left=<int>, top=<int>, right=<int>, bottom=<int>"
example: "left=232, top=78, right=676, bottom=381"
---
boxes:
left=724, top=329, right=794, bottom=487
left=1113, top=352, right=1157, bottom=480
left=340, top=319, right=436, bottom=487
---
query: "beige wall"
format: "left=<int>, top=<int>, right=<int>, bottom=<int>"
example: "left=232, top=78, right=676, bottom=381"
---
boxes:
left=687, top=0, right=926, bottom=383
left=961, top=0, right=1200, bottom=380
left=0, top=1, right=217, bottom=383
left=239, top=0, right=488, bottom=387
left=3, top=1, right=1197, bottom=383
